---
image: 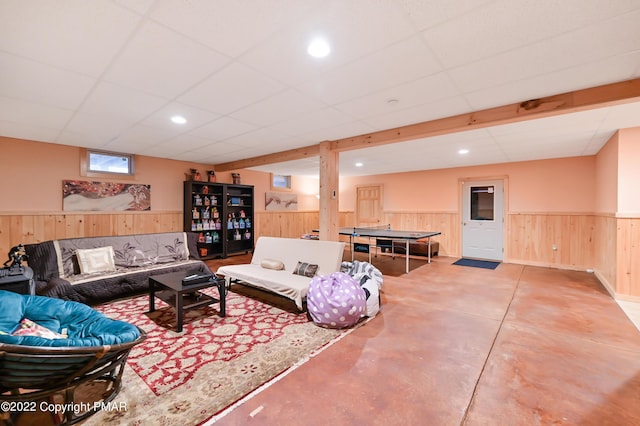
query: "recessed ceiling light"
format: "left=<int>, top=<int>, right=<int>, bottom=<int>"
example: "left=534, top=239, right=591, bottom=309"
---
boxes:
left=458, top=149, right=469, bottom=154
left=355, top=162, right=363, bottom=167
left=171, top=115, right=187, bottom=124
left=307, top=38, right=330, bottom=58
left=387, top=99, right=399, bottom=105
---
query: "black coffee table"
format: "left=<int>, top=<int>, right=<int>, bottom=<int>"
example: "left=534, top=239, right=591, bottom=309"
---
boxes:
left=148, top=270, right=226, bottom=332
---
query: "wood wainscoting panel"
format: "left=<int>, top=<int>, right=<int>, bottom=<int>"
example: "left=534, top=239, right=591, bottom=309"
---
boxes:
left=255, top=211, right=354, bottom=240
left=0, top=211, right=183, bottom=255
left=384, top=211, right=459, bottom=257
left=255, top=211, right=320, bottom=239
left=616, top=217, right=640, bottom=298
left=507, top=213, right=596, bottom=270
left=594, top=214, right=617, bottom=295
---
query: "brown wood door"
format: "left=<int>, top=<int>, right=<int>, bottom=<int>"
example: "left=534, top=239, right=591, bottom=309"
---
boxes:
left=356, top=184, right=384, bottom=227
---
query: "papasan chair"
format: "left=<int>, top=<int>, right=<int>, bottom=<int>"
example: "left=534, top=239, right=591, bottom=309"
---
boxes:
left=0, top=290, right=145, bottom=425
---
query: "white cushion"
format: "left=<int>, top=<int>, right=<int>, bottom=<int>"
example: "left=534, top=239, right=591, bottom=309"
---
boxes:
left=76, top=246, right=116, bottom=274
left=261, top=258, right=285, bottom=270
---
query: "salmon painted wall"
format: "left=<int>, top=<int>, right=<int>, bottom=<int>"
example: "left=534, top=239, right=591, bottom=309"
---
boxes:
left=617, top=127, right=640, bottom=215
left=595, top=132, right=619, bottom=214
left=0, top=136, right=275, bottom=212
left=339, top=156, right=597, bottom=214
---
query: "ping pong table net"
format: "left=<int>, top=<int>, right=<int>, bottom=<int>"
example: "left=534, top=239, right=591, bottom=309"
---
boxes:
left=349, top=224, right=392, bottom=235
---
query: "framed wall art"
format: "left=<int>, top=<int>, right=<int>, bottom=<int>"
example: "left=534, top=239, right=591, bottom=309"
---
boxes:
left=63, top=180, right=151, bottom=211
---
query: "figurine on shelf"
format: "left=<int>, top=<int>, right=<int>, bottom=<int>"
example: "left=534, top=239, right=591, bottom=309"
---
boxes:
left=207, top=170, right=216, bottom=183
left=190, top=168, right=202, bottom=181
left=4, top=244, right=28, bottom=272
left=232, top=173, right=241, bottom=184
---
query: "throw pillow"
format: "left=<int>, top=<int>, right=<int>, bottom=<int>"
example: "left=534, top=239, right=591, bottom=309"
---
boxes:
left=12, top=318, right=67, bottom=339
left=261, top=258, right=285, bottom=270
left=76, top=246, right=116, bottom=274
left=292, top=261, right=318, bottom=278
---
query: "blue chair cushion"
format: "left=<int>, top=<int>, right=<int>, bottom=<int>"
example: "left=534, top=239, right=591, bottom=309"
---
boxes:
left=0, top=290, right=140, bottom=347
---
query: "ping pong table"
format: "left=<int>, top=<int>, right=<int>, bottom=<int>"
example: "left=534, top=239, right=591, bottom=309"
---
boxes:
left=338, top=225, right=441, bottom=273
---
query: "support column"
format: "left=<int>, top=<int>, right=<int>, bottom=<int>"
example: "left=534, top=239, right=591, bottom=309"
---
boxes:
left=318, top=141, right=339, bottom=241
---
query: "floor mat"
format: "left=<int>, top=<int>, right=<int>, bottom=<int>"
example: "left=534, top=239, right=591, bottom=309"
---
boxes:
left=453, top=258, right=500, bottom=270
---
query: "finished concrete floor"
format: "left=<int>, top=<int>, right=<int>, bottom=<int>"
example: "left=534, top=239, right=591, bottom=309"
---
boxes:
left=205, top=252, right=640, bottom=425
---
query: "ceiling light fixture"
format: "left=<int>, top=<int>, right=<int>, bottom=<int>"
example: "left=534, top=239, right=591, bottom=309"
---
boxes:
left=307, top=38, right=330, bottom=58
left=355, top=162, right=363, bottom=167
left=171, top=115, right=187, bottom=124
left=458, top=149, right=469, bottom=154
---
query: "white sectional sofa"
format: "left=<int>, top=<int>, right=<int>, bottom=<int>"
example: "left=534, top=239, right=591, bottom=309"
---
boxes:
left=216, top=236, right=345, bottom=310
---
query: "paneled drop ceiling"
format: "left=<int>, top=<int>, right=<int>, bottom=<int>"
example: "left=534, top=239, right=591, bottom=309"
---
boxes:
left=1, top=0, right=639, bottom=176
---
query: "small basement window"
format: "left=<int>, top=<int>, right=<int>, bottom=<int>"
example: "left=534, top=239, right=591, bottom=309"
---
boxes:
left=271, top=174, right=292, bottom=191
left=86, top=150, right=134, bottom=176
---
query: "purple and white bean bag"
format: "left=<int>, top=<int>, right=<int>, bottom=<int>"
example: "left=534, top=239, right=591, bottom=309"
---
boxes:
left=307, top=272, right=366, bottom=329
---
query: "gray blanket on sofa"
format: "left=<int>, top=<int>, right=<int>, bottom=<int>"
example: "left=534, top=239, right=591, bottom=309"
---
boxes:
left=25, top=232, right=210, bottom=305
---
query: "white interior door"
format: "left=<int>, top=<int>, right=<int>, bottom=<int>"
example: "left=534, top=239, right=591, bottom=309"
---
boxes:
left=461, top=180, right=504, bottom=261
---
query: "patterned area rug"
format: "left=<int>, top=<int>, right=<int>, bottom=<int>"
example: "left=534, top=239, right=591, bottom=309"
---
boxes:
left=84, top=288, right=343, bottom=425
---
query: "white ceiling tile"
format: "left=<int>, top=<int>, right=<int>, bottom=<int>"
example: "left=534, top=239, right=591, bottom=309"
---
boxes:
left=302, top=120, right=378, bottom=143
left=463, top=50, right=640, bottom=111
left=0, top=1, right=141, bottom=76
left=222, top=127, right=296, bottom=148
left=270, top=107, right=357, bottom=137
left=0, top=121, right=61, bottom=144
left=239, top=0, right=416, bottom=85
left=113, top=0, right=156, bottom=15
left=599, top=102, right=640, bottom=130
left=423, top=0, right=640, bottom=69
left=0, top=52, right=96, bottom=110
left=230, top=89, right=327, bottom=127
left=397, top=0, right=497, bottom=31
left=0, top=96, right=73, bottom=129
left=102, top=125, right=173, bottom=153
left=448, top=9, right=640, bottom=95
left=299, top=35, right=443, bottom=105
left=178, top=62, right=285, bottom=115
left=79, top=81, right=169, bottom=123
left=150, top=0, right=321, bottom=57
left=162, top=133, right=217, bottom=152
left=141, top=102, right=220, bottom=133
left=335, top=72, right=459, bottom=119
left=104, top=22, right=230, bottom=99
left=362, top=96, right=471, bottom=131
left=189, top=117, right=258, bottom=142
left=62, top=111, right=134, bottom=146
left=189, top=141, right=248, bottom=156
left=488, top=109, right=607, bottom=138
